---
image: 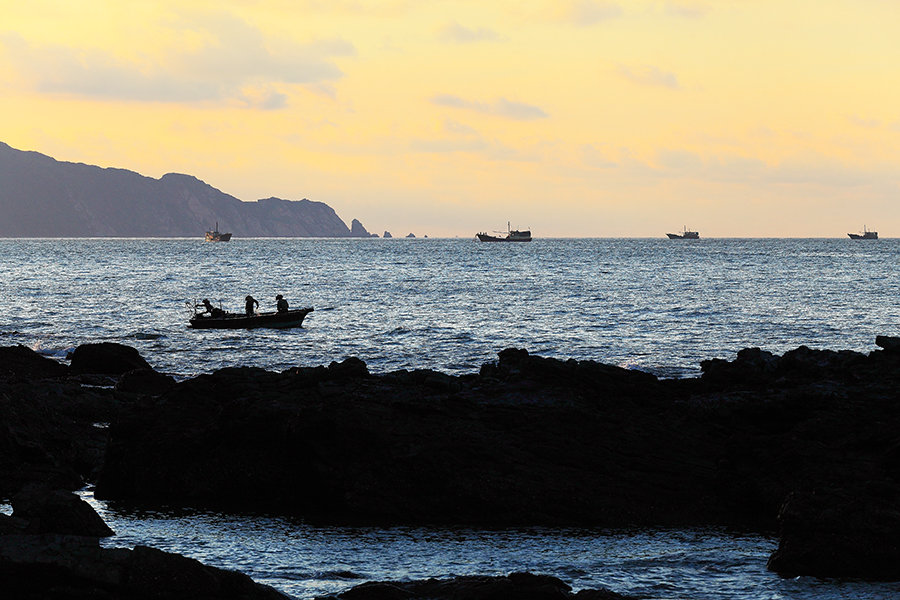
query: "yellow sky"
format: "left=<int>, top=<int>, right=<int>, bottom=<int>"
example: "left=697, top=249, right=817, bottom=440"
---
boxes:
left=1, top=0, right=898, bottom=236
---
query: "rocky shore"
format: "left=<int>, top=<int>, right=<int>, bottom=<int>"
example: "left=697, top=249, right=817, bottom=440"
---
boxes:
left=3, top=338, right=900, bottom=593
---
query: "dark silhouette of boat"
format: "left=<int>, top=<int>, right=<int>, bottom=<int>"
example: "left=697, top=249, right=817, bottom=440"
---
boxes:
left=205, top=222, right=232, bottom=242
left=190, top=307, right=313, bottom=329
left=666, top=226, right=699, bottom=239
left=848, top=225, right=877, bottom=240
left=476, top=222, right=532, bottom=242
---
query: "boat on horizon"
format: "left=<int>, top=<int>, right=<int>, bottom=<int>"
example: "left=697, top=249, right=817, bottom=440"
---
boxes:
left=190, top=306, right=313, bottom=329
left=848, top=225, right=877, bottom=240
left=666, top=226, right=699, bottom=239
left=205, top=222, right=232, bottom=242
left=476, top=222, right=532, bottom=242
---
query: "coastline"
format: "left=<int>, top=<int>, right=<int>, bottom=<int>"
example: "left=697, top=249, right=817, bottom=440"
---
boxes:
left=3, top=338, right=900, bottom=595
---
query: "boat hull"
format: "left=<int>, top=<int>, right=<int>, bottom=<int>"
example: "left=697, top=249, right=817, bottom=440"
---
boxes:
left=848, top=233, right=877, bottom=239
left=666, top=233, right=699, bottom=239
left=205, top=232, right=232, bottom=242
left=476, top=232, right=532, bottom=242
left=190, top=307, right=312, bottom=329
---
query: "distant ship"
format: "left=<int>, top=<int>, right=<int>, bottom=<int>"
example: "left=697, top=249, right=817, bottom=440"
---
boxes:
left=476, top=222, right=532, bottom=242
left=205, top=222, right=232, bottom=242
left=848, top=225, right=877, bottom=240
left=666, top=226, right=699, bottom=239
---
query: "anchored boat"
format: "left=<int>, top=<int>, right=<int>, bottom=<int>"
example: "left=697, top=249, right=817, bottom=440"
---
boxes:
left=848, top=225, right=877, bottom=240
left=205, top=222, right=232, bottom=242
left=476, top=222, right=532, bottom=242
left=666, top=226, right=699, bottom=239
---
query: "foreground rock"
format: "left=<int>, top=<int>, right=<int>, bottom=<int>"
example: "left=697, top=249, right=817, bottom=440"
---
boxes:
left=69, top=342, right=153, bottom=375
left=767, top=486, right=900, bottom=580
left=317, top=572, right=636, bottom=600
left=0, top=488, right=288, bottom=600
left=0, top=346, right=118, bottom=497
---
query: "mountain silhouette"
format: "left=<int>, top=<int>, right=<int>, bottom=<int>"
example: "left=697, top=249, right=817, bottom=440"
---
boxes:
left=0, top=142, right=371, bottom=238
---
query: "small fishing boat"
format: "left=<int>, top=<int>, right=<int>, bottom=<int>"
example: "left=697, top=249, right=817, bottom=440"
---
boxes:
left=666, top=226, right=699, bottom=239
left=848, top=225, right=877, bottom=240
left=190, top=307, right=313, bottom=329
left=476, top=222, right=532, bottom=242
left=205, top=222, right=232, bottom=242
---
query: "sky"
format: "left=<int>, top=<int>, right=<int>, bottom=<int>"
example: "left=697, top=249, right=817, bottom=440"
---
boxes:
left=1, top=0, right=898, bottom=237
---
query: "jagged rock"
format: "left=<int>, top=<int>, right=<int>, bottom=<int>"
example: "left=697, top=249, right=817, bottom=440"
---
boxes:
left=350, top=218, right=372, bottom=238
left=0, top=345, right=68, bottom=380
left=383, top=231, right=392, bottom=238
left=701, top=347, right=778, bottom=384
left=317, top=572, right=637, bottom=600
left=69, top=342, right=153, bottom=375
left=767, top=486, right=900, bottom=580
left=405, top=233, right=416, bottom=238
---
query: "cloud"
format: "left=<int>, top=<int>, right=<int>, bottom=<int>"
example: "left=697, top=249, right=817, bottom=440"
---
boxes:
left=848, top=115, right=882, bottom=129
left=665, top=2, right=710, bottom=18
left=0, top=10, right=355, bottom=107
left=431, top=94, right=549, bottom=120
left=581, top=144, right=617, bottom=168
left=617, top=65, right=680, bottom=89
left=438, top=21, right=501, bottom=43
left=558, top=0, right=623, bottom=26
left=444, top=119, right=479, bottom=136
left=409, top=138, right=488, bottom=153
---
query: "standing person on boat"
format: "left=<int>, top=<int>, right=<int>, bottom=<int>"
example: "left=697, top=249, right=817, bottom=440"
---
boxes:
left=245, top=295, right=259, bottom=317
left=276, top=294, right=289, bottom=313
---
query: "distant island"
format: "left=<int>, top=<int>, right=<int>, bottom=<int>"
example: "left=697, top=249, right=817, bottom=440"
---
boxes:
left=0, top=142, right=372, bottom=238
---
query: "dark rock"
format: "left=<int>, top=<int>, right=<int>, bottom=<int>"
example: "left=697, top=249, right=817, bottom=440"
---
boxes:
left=0, top=535, right=289, bottom=599
left=125, top=545, right=288, bottom=599
left=0, top=345, right=68, bottom=380
left=327, top=356, right=370, bottom=379
left=69, top=342, right=153, bottom=375
left=767, top=487, right=900, bottom=580
left=876, top=335, right=900, bottom=352
left=116, top=368, right=177, bottom=395
left=11, top=486, right=114, bottom=537
left=0, top=365, right=117, bottom=497
left=318, top=573, right=636, bottom=600
left=701, top=347, right=778, bottom=384
left=383, top=231, right=392, bottom=238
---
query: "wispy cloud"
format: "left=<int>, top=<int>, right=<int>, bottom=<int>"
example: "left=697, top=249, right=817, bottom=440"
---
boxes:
left=848, top=115, right=882, bottom=128
left=558, top=0, right=623, bottom=26
left=431, top=94, right=549, bottom=120
left=617, top=65, right=680, bottom=89
left=0, top=10, right=355, bottom=108
left=438, top=21, right=501, bottom=43
left=665, top=2, right=710, bottom=19
left=444, top=119, right=479, bottom=136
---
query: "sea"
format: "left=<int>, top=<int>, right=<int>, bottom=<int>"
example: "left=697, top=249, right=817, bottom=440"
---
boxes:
left=2, top=237, right=899, bottom=599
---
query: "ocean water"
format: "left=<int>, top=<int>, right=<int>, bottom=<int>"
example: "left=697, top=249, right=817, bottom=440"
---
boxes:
left=2, top=237, right=898, bottom=379
left=3, top=237, right=900, bottom=599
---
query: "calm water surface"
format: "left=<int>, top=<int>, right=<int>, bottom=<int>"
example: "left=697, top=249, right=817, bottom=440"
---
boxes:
left=2, top=238, right=899, bottom=599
